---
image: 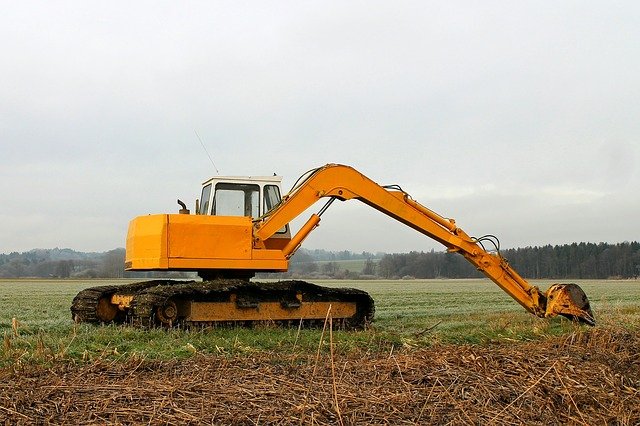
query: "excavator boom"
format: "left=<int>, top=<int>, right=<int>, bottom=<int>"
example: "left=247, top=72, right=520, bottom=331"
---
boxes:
left=252, top=164, right=594, bottom=324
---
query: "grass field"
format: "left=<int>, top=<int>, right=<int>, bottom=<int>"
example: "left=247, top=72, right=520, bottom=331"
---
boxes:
left=1, top=278, right=638, bottom=365
left=1, top=278, right=639, bottom=424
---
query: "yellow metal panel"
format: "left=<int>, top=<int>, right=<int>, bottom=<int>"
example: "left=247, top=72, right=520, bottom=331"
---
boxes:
left=188, top=300, right=357, bottom=321
left=251, top=249, right=286, bottom=260
left=263, top=234, right=291, bottom=250
left=167, top=214, right=252, bottom=260
left=125, top=214, right=169, bottom=270
left=167, top=257, right=287, bottom=271
left=126, top=214, right=288, bottom=272
left=111, top=294, right=134, bottom=309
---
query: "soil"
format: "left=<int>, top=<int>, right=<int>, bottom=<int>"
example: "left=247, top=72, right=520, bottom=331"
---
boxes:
left=1, top=328, right=638, bottom=425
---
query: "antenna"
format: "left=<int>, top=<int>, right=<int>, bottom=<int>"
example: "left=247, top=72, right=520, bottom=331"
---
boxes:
left=194, top=130, right=220, bottom=174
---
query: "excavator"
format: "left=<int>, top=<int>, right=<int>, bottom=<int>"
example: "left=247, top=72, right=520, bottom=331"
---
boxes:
left=71, top=164, right=594, bottom=328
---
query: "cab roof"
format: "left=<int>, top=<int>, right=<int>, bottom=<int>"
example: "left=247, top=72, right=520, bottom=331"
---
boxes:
left=202, top=175, right=283, bottom=187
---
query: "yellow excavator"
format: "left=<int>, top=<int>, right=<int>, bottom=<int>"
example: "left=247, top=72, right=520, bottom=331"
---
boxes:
left=71, top=164, right=594, bottom=328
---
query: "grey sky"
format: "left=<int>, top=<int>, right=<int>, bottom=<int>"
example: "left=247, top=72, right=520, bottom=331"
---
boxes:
left=1, top=1, right=638, bottom=254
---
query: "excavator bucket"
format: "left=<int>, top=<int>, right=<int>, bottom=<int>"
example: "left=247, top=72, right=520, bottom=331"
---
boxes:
left=544, top=283, right=595, bottom=325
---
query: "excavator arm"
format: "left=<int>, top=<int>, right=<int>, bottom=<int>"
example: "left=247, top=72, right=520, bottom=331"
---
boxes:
left=253, top=164, right=594, bottom=325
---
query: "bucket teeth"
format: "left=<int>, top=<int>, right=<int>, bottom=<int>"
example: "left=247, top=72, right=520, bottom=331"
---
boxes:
left=544, top=283, right=595, bottom=326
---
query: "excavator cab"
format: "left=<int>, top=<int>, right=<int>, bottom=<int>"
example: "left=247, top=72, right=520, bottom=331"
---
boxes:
left=197, top=175, right=291, bottom=243
left=198, top=175, right=284, bottom=219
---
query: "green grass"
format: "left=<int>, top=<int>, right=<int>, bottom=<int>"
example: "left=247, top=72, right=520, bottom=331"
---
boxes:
left=0, top=278, right=638, bottom=366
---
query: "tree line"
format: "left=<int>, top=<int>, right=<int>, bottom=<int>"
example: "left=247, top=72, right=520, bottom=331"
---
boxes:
left=374, top=242, right=640, bottom=280
left=1, top=242, right=638, bottom=280
left=283, top=242, right=640, bottom=280
left=0, top=248, right=129, bottom=279
left=0, top=248, right=179, bottom=279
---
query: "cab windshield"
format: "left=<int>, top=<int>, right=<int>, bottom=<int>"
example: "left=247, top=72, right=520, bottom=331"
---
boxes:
left=213, top=183, right=260, bottom=217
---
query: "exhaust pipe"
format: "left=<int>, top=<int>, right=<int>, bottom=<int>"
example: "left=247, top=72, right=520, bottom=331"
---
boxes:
left=177, top=199, right=190, bottom=215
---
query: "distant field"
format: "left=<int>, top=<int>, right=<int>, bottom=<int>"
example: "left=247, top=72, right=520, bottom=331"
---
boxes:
left=312, top=259, right=371, bottom=272
left=0, top=278, right=638, bottom=365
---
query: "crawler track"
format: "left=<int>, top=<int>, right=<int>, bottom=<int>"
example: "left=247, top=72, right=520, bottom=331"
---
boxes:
left=71, top=281, right=168, bottom=323
left=70, top=284, right=121, bottom=323
left=71, top=280, right=375, bottom=329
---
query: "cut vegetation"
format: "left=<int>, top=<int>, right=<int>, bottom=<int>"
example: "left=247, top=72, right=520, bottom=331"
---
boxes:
left=1, top=278, right=639, bottom=424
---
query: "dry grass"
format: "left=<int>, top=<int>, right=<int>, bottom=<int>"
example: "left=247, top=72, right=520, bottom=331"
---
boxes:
left=0, top=327, right=638, bottom=425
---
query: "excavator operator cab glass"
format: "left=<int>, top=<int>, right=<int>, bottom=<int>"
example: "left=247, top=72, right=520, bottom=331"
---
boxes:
left=264, top=185, right=281, bottom=213
left=199, top=184, right=212, bottom=215
left=213, top=183, right=259, bottom=217
left=198, top=176, right=289, bottom=235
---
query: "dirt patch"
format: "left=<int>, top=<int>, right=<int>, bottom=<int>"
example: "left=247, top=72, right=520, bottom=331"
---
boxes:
left=1, top=328, right=638, bottom=425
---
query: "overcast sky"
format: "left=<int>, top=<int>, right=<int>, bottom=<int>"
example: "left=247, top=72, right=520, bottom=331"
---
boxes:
left=1, top=1, right=638, bottom=255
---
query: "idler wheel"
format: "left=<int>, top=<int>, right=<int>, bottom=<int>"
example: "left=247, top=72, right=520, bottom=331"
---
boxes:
left=95, top=297, right=118, bottom=322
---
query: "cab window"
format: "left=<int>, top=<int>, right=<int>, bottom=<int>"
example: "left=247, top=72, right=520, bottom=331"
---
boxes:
left=199, top=184, right=212, bottom=215
left=213, top=183, right=260, bottom=217
left=263, top=185, right=281, bottom=213
left=264, top=184, right=288, bottom=234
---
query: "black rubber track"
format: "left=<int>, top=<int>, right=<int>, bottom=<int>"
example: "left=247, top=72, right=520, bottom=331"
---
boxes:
left=71, top=280, right=375, bottom=329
